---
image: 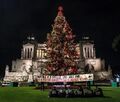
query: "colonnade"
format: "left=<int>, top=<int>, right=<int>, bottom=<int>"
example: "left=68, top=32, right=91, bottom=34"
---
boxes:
left=23, top=47, right=34, bottom=59
left=83, top=45, right=95, bottom=59
left=37, top=49, right=47, bottom=59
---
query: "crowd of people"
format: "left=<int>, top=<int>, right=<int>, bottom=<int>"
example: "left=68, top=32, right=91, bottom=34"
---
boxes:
left=48, top=86, right=103, bottom=98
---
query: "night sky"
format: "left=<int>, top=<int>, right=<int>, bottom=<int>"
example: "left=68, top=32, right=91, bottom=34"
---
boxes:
left=0, top=0, right=119, bottom=76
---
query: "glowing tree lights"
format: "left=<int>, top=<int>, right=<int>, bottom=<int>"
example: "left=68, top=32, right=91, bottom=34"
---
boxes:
left=45, top=6, right=80, bottom=75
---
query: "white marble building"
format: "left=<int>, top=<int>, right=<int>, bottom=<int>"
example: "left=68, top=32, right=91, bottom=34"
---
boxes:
left=4, top=36, right=47, bottom=82
left=3, top=35, right=112, bottom=82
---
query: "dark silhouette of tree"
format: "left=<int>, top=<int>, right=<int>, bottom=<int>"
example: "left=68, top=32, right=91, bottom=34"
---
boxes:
left=112, top=34, right=120, bottom=52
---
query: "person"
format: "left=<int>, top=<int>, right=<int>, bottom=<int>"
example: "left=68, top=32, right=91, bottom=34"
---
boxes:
left=65, top=88, right=71, bottom=97
left=65, top=88, right=75, bottom=98
left=48, top=87, right=58, bottom=97
left=41, top=82, right=45, bottom=91
left=70, top=89, right=75, bottom=97
left=57, top=89, right=64, bottom=97
left=94, top=86, right=103, bottom=97
left=65, top=88, right=69, bottom=97
left=75, top=86, right=83, bottom=97
left=83, top=87, right=93, bottom=97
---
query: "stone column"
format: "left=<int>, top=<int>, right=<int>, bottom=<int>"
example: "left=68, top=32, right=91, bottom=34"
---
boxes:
left=23, top=48, right=25, bottom=58
left=29, top=48, right=31, bottom=59
left=31, top=48, right=33, bottom=59
left=40, top=50, right=42, bottom=58
left=36, top=50, right=38, bottom=58
left=83, top=46, right=86, bottom=58
left=38, top=50, right=40, bottom=58
left=89, top=46, right=92, bottom=58
left=91, top=46, right=94, bottom=58
left=41, top=50, right=43, bottom=58
left=42, top=50, right=44, bottom=58
left=29, top=48, right=32, bottom=59
left=43, top=50, right=45, bottom=58
left=26, top=48, right=28, bottom=59
left=93, top=48, right=96, bottom=58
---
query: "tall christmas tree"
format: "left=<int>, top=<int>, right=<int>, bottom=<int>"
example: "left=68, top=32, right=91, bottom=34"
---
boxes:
left=46, top=6, right=80, bottom=75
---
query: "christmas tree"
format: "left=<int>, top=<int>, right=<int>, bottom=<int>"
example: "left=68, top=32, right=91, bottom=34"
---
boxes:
left=45, top=6, right=80, bottom=75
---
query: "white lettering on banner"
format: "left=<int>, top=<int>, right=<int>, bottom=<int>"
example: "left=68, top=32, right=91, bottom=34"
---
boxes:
left=37, top=74, right=93, bottom=82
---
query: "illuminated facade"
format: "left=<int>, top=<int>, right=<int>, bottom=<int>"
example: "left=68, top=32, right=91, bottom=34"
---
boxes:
left=3, top=6, right=112, bottom=82
left=4, top=36, right=48, bottom=82
left=3, top=35, right=112, bottom=82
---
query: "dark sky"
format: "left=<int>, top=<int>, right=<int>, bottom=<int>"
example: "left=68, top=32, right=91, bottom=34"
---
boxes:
left=0, top=0, right=119, bottom=75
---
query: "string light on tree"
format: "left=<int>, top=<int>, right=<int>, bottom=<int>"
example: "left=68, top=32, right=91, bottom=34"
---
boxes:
left=45, top=6, right=79, bottom=75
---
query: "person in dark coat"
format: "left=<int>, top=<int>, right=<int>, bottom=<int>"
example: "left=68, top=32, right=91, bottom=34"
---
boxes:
left=94, top=86, right=103, bottom=97
left=75, top=86, right=84, bottom=97
left=48, top=87, right=58, bottom=97
left=57, top=89, right=66, bottom=97
left=83, top=87, right=93, bottom=97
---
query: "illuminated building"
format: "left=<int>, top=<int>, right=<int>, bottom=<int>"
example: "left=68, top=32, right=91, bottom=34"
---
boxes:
left=3, top=6, right=112, bottom=82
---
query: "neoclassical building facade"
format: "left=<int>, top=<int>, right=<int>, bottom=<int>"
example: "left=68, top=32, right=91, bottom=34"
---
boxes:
left=3, top=6, right=112, bottom=82
left=3, top=36, right=112, bottom=82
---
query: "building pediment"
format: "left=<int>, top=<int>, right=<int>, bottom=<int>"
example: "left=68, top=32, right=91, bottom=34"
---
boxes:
left=23, top=43, right=34, bottom=46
